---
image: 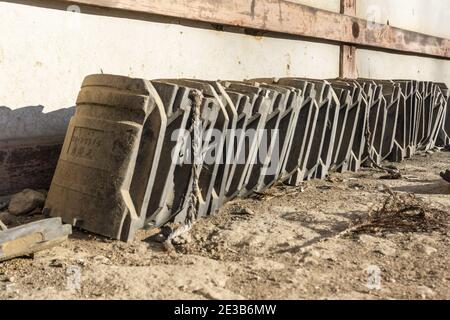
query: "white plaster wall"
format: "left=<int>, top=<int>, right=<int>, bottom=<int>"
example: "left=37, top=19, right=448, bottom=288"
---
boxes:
left=356, top=0, right=450, bottom=86
left=0, top=1, right=340, bottom=113
left=357, top=0, right=450, bottom=38
left=357, top=50, right=450, bottom=85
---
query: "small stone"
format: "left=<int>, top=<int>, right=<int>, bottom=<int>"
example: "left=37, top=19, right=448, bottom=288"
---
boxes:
left=374, top=245, right=396, bottom=257
left=76, top=258, right=86, bottom=266
left=0, top=211, right=17, bottom=225
left=231, top=206, right=255, bottom=216
left=0, top=201, right=8, bottom=211
left=172, top=237, right=186, bottom=245
left=417, top=244, right=437, bottom=256
left=8, top=189, right=46, bottom=216
left=50, top=259, right=64, bottom=268
left=358, top=234, right=377, bottom=245
left=242, top=208, right=255, bottom=215
left=152, top=233, right=166, bottom=243
left=349, top=183, right=364, bottom=190
left=307, top=250, right=322, bottom=258
left=5, top=276, right=15, bottom=283
left=303, top=257, right=319, bottom=266
left=331, top=286, right=340, bottom=293
left=93, top=255, right=111, bottom=265
left=324, top=254, right=337, bottom=262
left=417, top=286, right=436, bottom=298
left=172, top=233, right=192, bottom=245
left=5, top=283, right=15, bottom=291
left=317, top=185, right=333, bottom=190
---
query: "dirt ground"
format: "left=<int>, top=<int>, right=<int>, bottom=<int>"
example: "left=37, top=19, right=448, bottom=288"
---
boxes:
left=1, top=151, right=449, bottom=300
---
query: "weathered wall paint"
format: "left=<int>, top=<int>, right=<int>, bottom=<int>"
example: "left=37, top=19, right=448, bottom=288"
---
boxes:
left=356, top=0, right=450, bottom=84
left=0, top=0, right=448, bottom=139
left=0, top=1, right=340, bottom=114
left=357, top=0, right=450, bottom=38
left=357, top=50, right=450, bottom=85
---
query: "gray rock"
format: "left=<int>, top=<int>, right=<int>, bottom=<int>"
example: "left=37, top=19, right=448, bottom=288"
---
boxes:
left=152, top=233, right=167, bottom=243
left=50, top=259, right=64, bottom=268
left=8, top=189, right=46, bottom=216
left=76, top=258, right=87, bottom=266
left=417, top=244, right=438, bottom=256
left=374, top=244, right=396, bottom=257
left=93, top=255, right=111, bottom=265
left=0, top=211, right=17, bottom=225
left=303, top=257, right=319, bottom=266
left=172, top=233, right=192, bottom=245
left=417, top=286, right=436, bottom=298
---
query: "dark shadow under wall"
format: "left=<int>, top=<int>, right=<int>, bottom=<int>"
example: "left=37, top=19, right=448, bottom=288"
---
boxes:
left=0, top=105, right=75, bottom=195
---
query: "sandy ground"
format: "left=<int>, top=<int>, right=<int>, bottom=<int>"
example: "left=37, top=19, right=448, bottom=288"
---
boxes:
left=0, top=151, right=449, bottom=300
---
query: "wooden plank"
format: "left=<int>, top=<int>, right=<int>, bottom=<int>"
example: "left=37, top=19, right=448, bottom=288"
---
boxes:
left=341, top=0, right=356, bottom=16
left=340, top=0, right=357, bottom=78
left=0, top=218, right=72, bottom=262
left=56, top=0, right=450, bottom=59
left=340, top=45, right=357, bottom=79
